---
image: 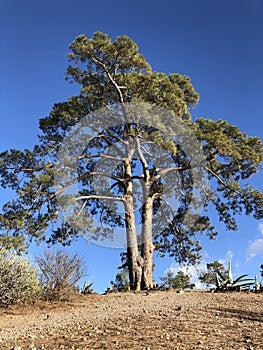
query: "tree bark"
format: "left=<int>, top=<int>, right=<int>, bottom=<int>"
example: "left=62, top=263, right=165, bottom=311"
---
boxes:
left=133, top=135, right=155, bottom=290
left=125, top=195, right=140, bottom=291
left=123, top=139, right=141, bottom=291
left=141, top=196, right=155, bottom=290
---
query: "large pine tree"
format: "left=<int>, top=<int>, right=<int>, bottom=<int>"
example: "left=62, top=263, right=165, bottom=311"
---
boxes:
left=0, top=32, right=262, bottom=290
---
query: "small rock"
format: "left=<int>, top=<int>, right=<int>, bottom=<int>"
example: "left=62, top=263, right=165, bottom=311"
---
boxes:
left=29, top=345, right=37, bottom=350
left=28, top=334, right=37, bottom=339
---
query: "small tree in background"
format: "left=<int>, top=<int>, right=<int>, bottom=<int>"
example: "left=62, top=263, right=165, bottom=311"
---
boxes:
left=160, top=270, right=194, bottom=290
left=36, top=249, right=87, bottom=301
left=0, top=248, right=42, bottom=305
left=114, top=268, right=130, bottom=292
left=198, top=261, right=228, bottom=288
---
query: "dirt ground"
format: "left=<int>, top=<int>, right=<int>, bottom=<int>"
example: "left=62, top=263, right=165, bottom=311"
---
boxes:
left=0, top=290, right=262, bottom=350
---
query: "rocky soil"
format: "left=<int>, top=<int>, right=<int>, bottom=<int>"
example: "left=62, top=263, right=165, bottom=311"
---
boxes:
left=0, top=290, right=262, bottom=349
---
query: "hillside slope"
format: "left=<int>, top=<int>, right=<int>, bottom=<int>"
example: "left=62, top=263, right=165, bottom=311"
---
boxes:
left=0, top=290, right=262, bottom=349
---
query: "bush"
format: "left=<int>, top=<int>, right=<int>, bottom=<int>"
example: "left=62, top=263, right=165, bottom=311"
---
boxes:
left=36, top=249, right=87, bottom=301
left=114, top=268, right=130, bottom=292
left=0, top=248, right=42, bottom=306
left=160, top=270, right=195, bottom=290
left=198, top=261, right=228, bottom=288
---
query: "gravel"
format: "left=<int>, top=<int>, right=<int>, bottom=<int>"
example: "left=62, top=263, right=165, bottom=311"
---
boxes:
left=0, top=290, right=262, bottom=349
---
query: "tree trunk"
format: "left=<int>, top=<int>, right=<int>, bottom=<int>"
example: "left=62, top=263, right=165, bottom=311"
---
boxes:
left=124, top=139, right=141, bottom=291
left=141, top=196, right=154, bottom=290
left=141, top=241, right=154, bottom=290
left=125, top=196, right=141, bottom=291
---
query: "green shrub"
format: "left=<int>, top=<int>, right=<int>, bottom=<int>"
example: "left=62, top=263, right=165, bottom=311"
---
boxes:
left=114, top=268, right=130, bottom=292
left=159, top=270, right=195, bottom=290
left=0, top=248, right=42, bottom=306
left=198, top=261, right=228, bottom=287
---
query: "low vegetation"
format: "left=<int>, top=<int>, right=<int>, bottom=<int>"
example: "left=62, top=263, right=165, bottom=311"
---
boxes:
left=0, top=248, right=41, bottom=306
left=199, top=260, right=262, bottom=292
left=1, top=246, right=263, bottom=307
left=198, top=261, right=228, bottom=287
left=159, top=270, right=195, bottom=290
left=36, top=249, right=88, bottom=301
left=0, top=248, right=88, bottom=306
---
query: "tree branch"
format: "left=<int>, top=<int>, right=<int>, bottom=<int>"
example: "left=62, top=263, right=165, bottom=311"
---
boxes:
left=159, top=197, right=180, bottom=234
left=90, top=57, right=125, bottom=103
left=76, top=200, right=88, bottom=216
left=135, top=136, right=150, bottom=184
left=205, top=166, right=241, bottom=195
left=152, top=165, right=191, bottom=182
left=75, top=195, right=125, bottom=202
left=76, top=153, right=126, bottom=162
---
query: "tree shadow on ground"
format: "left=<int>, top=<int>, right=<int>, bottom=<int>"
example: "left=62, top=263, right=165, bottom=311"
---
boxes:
left=212, top=307, right=263, bottom=323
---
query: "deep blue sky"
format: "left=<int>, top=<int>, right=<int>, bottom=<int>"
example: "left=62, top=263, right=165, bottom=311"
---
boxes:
left=1, top=0, right=263, bottom=292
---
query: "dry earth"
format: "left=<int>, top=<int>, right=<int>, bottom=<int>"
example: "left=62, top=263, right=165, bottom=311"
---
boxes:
left=0, top=290, right=262, bottom=350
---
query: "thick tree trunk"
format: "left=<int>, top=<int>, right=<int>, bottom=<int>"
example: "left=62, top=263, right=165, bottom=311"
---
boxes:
left=141, top=241, right=154, bottom=290
left=141, top=197, right=154, bottom=290
left=123, top=140, right=141, bottom=291
left=125, top=196, right=141, bottom=291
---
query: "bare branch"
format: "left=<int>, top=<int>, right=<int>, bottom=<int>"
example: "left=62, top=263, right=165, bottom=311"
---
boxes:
left=205, top=166, right=241, bottom=195
left=159, top=197, right=180, bottom=234
left=75, top=195, right=125, bottom=202
left=76, top=153, right=126, bottom=162
left=90, top=121, right=129, bottom=147
left=135, top=136, right=150, bottom=184
left=140, top=145, right=153, bottom=157
left=90, top=57, right=125, bottom=103
left=155, top=165, right=191, bottom=179
left=159, top=196, right=176, bottom=218
left=76, top=200, right=88, bottom=216
left=55, top=171, right=126, bottom=198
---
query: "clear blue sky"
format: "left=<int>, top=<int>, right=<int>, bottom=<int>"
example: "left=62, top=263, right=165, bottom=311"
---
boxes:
left=1, top=0, right=263, bottom=292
